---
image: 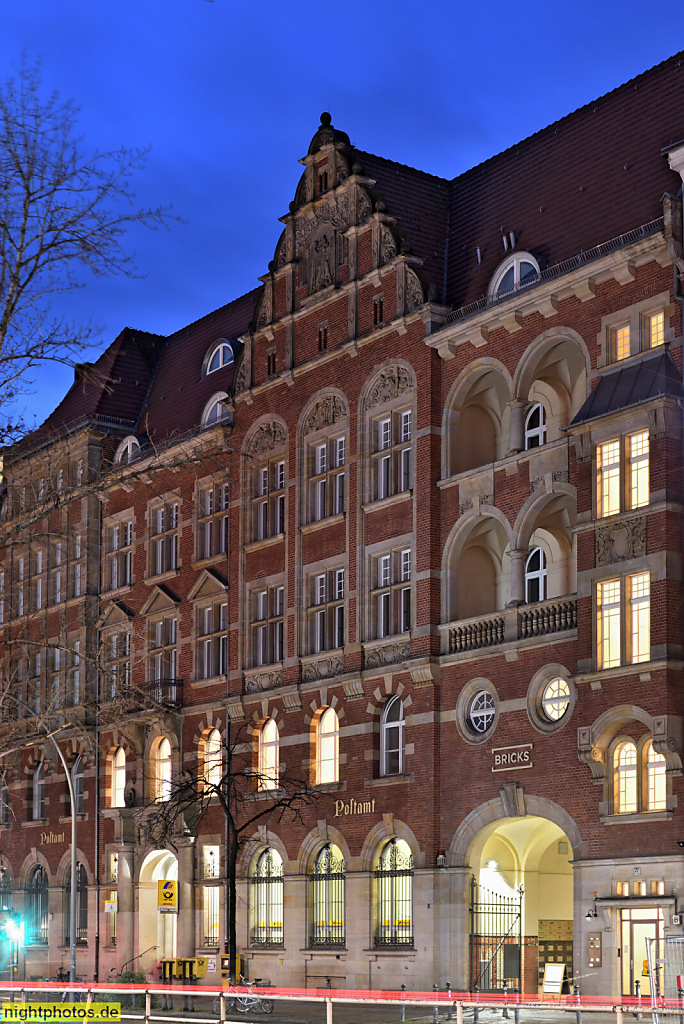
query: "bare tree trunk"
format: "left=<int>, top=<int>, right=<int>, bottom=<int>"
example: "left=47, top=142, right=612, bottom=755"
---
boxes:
left=229, top=823, right=239, bottom=981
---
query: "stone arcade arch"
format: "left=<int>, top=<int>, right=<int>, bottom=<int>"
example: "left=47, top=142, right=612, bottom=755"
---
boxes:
left=445, top=792, right=584, bottom=995
left=137, top=849, right=178, bottom=967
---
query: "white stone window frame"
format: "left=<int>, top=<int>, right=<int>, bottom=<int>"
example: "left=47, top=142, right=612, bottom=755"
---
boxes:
left=147, top=494, right=180, bottom=579
left=195, top=476, right=229, bottom=563
left=307, top=564, right=345, bottom=655
left=195, top=598, right=228, bottom=682
left=250, top=455, right=286, bottom=542
left=595, top=569, right=652, bottom=672
left=597, top=291, right=673, bottom=368
left=526, top=664, right=576, bottom=735
left=113, top=436, right=141, bottom=466
left=524, top=401, right=547, bottom=450
left=103, top=508, right=135, bottom=593
left=203, top=339, right=235, bottom=377
left=592, top=417, right=651, bottom=521
left=367, top=543, right=413, bottom=642
left=455, top=677, right=500, bottom=745
left=487, top=251, right=540, bottom=301
left=250, top=582, right=285, bottom=669
left=368, top=405, right=414, bottom=504
left=306, top=430, right=347, bottom=525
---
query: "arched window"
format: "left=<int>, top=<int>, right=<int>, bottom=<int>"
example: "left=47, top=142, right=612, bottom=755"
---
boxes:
left=27, top=865, right=48, bottom=944
left=154, top=737, right=172, bottom=803
left=316, top=707, right=339, bottom=785
left=70, top=755, right=84, bottom=816
left=469, top=691, right=495, bottom=734
left=202, top=394, right=231, bottom=428
left=251, top=848, right=283, bottom=947
left=64, top=862, right=88, bottom=944
left=524, top=402, right=546, bottom=449
left=541, top=678, right=571, bottom=722
left=32, top=763, right=45, bottom=820
left=615, top=740, right=638, bottom=814
left=311, top=844, right=345, bottom=947
left=111, top=747, right=126, bottom=808
left=489, top=252, right=540, bottom=299
left=375, top=838, right=413, bottom=947
left=203, top=728, right=222, bottom=789
left=258, top=719, right=279, bottom=791
left=0, top=866, right=12, bottom=910
left=645, top=740, right=667, bottom=811
left=525, top=547, right=547, bottom=604
left=114, top=436, right=141, bottom=465
left=380, top=697, right=405, bottom=777
left=206, top=341, right=234, bottom=375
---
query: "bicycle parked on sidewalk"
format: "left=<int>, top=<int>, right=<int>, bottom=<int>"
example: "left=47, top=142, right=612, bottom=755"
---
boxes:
left=212, top=976, right=274, bottom=1015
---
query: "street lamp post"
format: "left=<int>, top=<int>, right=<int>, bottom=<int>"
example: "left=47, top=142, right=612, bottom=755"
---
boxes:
left=4, top=702, right=77, bottom=986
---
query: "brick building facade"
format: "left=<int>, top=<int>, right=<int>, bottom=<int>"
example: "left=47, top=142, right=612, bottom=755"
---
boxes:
left=1, top=52, right=684, bottom=999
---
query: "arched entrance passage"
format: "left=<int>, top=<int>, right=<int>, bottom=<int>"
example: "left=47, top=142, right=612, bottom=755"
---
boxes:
left=138, top=850, right=178, bottom=965
left=468, top=816, right=573, bottom=995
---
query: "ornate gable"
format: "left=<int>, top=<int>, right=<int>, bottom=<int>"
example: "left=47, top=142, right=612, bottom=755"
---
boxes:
left=187, top=568, right=228, bottom=603
left=139, top=584, right=179, bottom=617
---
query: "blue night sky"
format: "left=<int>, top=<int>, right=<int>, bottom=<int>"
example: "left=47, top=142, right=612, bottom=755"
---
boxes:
left=0, top=0, right=679, bottom=429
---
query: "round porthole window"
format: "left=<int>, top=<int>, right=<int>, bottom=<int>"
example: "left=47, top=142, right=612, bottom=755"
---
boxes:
left=541, top=678, right=571, bottom=721
left=469, top=690, right=495, bottom=733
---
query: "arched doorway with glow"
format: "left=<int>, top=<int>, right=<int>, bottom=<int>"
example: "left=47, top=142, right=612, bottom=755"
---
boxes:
left=468, top=816, right=574, bottom=994
left=138, top=849, right=178, bottom=968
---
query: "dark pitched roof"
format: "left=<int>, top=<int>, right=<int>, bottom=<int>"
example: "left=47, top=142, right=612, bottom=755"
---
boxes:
left=570, top=350, right=684, bottom=426
left=138, top=287, right=259, bottom=442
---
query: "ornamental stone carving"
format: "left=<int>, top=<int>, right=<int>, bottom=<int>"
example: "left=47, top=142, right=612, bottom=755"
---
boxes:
left=301, top=655, right=344, bottom=683
left=380, top=226, right=397, bottom=264
left=245, top=669, right=283, bottom=694
left=405, top=268, right=424, bottom=312
left=366, top=365, right=415, bottom=409
left=365, top=640, right=411, bottom=670
left=245, top=421, right=286, bottom=457
left=234, top=350, right=250, bottom=394
left=595, top=517, right=646, bottom=565
left=303, top=395, right=348, bottom=435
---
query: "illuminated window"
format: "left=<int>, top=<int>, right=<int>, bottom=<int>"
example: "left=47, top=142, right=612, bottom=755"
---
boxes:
left=597, top=440, right=621, bottom=518
left=628, top=432, right=649, bottom=509
left=375, top=838, right=413, bottom=947
left=251, top=849, right=283, bottom=947
left=611, top=324, right=631, bottom=362
left=111, top=747, right=126, bottom=808
left=316, top=707, right=339, bottom=785
left=646, top=311, right=665, bottom=349
left=380, top=697, right=405, bottom=776
left=645, top=740, right=666, bottom=811
left=311, top=844, right=345, bottom=948
left=597, top=579, right=621, bottom=669
left=203, top=729, right=222, bottom=789
left=525, top=547, right=547, bottom=603
left=154, top=737, right=172, bottom=803
left=628, top=572, right=650, bottom=664
left=524, top=403, right=546, bottom=450
left=615, top=740, right=638, bottom=814
left=258, top=719, right=279, bottom=791
left=541, top=678, right=571, bottom=721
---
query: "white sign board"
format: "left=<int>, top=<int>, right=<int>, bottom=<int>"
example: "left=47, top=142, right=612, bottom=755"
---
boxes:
left=542, top=962, right=565, bottom=994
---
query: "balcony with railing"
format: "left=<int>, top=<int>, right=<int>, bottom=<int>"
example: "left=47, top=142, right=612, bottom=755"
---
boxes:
left=144, top=678, right=183, bottom=708
left=441, top=595, right=577, bottom=656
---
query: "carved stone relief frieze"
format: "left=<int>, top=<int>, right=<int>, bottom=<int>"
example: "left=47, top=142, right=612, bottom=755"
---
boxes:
left=245, top=421, right=286, bottom=457
left=595, top=517, right=647, bottom=565
left=303, top=395, right=348, bottom=435
left=301, top=656, right=344, bottom=683
left=405, top=268, right=424, bottom=312
left=234, top=346, right=251, bottom=394
left=365, top=640, right=411, bottom=670
left=366, top=365, right=415, bottom=409
left=356, top=186, right=372, bottom=222
left=380, top=225, right=397, bottom=264
left=245, top=669, right=283, bottom=694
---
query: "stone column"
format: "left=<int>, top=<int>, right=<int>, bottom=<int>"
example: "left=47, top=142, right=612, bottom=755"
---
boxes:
left=176, top=837, right=196, bottom=958
left=116, top=844, right=135, bottom=971
left=507, top=549, right=527, bottom=607
left=508, top=401, right=526, bottom=454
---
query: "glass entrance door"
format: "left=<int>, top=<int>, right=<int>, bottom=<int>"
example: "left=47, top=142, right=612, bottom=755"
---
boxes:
left=621, top=908, right=664, bottom=997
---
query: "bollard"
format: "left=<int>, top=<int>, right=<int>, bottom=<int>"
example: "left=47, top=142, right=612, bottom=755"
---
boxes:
left=678, top=986, right=684, bottom=1024
left=457, top=1003, right=464, bottom=1024
left=616, top=1005, right=624, bottom=1024
left=446, top=982, right=453, bottom=1021
left=326, top=996, right=333, bottom=1024
left=513, top=986, right=519, bottom=1024
left=635, top=980, right=642, bottom=1022
left=574, top=983, right=582, bottom=1024
left=220, top=992, right=226, bottom=1022
left=144, top=990, right=151, bottom=1024
left=433, top=983, right=440, bottom=1024
left=502, top=979, right=509, bottom=1020
left=474, top=985, right=480, bottom=1024
left=400, top=983, right=406, bottom=1024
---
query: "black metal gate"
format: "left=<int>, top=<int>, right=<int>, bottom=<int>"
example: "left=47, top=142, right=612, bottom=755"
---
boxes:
left=469, top=876, right=523, bottom=992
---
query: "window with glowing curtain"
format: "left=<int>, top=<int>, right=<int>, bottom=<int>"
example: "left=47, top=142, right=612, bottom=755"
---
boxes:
left=615, top=740, right=638, bottom=814
left=645, top=740, right=667, bottom=811
left=258, top=719, right=279, bottom=791
left=310, top=844, right=345, bottom=947
left=374, top=838, right=413, bottom=947
left=112, top=747, right=126, bottom=808
left=316, top=707, right=339, bottom=785
left=251, top=849, right=283, bottom=947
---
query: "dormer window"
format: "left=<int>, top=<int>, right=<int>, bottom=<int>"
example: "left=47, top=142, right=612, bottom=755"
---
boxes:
left=205, top=340, right=234, bottom=376
left=114, top=436, right=141, bottom=465
left=488, top=252, right=540, bottom=299
left=524, top=402, right=546, bottom=449
left=202, top=393, right=231, bottom=428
